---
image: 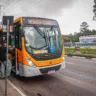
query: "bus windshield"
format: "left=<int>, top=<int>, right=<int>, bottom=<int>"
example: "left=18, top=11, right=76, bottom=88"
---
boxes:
left=23, top=26, right=62, bottom=54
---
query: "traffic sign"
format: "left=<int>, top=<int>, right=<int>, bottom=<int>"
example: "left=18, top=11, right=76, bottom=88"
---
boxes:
left=3, top=16, right=14, bottom=32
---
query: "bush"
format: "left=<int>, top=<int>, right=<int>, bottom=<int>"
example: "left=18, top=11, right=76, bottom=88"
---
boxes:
left=65, top=48, right=75, bottom=54
left=65, top=47, right=96, bottom=58
left=66, top=52, right=96, bottom=58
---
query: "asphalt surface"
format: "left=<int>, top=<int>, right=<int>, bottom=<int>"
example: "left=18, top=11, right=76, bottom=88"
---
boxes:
left=9, top=56, right=96, bottom=96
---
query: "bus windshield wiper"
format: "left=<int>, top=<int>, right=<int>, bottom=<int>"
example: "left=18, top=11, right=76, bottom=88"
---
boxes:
left=50, top=26, right=55, bottom=31
left=34, top=25, right=45, bottom=38
left=34, top=25, right=49, bottom=48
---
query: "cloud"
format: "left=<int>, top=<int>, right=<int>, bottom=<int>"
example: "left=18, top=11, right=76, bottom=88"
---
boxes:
left=15, top=0, right=76, bottom=17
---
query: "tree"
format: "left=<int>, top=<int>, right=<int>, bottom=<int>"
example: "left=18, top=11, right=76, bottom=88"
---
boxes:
left=93, top=0, right=96, bottom=21
left=62, top=35, right=72, bottom=42
left=80, top=22, right=89, bottom=33
left=63, top=22, right=96, bottom=43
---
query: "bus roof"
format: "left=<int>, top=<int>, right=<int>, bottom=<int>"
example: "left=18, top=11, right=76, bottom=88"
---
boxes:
left=14, top=17, right=22, bottom=23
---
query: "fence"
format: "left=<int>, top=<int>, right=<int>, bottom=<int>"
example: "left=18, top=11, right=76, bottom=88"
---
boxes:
left=65, top=42, right=96, bottom=47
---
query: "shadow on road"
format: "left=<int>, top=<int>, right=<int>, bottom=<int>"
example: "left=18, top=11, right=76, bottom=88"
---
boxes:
left=10, top=72, right=55, bottom=83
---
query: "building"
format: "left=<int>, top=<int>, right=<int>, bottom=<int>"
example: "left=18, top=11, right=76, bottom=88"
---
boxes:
left=79, top=35, right=96, bottom=43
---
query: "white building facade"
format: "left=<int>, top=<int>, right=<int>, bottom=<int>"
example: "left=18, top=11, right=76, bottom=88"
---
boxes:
left=79, top=35, right=96, bottom=43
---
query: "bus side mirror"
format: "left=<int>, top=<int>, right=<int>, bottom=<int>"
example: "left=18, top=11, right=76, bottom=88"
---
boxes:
left=19, top=38, right=22, bottom=50
left=14, top=22, right=21, bottom=28
left=18, top=30, right=22, bottom=50
left=17, top=22, right=21, bottom=27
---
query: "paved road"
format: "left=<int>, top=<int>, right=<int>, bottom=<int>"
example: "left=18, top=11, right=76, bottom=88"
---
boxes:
left=9, top=56, right=96, bottom=96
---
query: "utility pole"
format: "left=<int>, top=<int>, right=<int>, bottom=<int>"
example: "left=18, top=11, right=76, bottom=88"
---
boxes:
left=0, top=5, right=2, bottom=16
left=3, top=16, right=14, bottom=96
left=0, top=4, right=4, bottom=16
left=0, top=4, right=5, bottom=25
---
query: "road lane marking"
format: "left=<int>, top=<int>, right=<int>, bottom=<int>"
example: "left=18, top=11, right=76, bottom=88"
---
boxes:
left=8, top=79, right=26, bottom=96
left=66, top=70, right=96, bottom=81
left=66, top=62, right=74, bottom=64
left=53, top=73, right=96, bottom=93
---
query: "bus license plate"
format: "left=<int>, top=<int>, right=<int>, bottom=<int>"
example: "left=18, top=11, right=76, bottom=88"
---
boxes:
left=48, top=70, right=55, bottom=74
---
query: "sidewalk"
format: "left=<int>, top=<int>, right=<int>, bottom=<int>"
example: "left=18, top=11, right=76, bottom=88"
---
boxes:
left=0, top=79, right=21, bottom=96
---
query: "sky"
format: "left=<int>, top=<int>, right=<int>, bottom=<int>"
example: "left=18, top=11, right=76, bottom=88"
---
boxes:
left=57, top=0, right=96, bottom=35
left=0, top=0, right=96, bottom=35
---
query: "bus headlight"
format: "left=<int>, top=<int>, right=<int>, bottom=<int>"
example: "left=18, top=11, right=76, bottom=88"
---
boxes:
left=26, top=58, right=36, bottom=67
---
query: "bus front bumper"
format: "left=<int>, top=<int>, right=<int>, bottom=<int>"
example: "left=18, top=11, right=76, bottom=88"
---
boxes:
left=19, top=60, right=65, bottom=77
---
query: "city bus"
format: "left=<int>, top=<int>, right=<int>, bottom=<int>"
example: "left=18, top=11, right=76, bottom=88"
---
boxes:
left=9, top=17, right=65, bottom=77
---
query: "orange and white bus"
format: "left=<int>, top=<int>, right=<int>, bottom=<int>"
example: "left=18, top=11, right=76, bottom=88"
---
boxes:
left=9, top=17, right=65, bottom=77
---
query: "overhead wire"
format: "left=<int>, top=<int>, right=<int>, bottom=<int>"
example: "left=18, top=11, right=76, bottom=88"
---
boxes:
left=4, top=0, right=23, bottom=13
left=14, top=0, right=44, bottom=16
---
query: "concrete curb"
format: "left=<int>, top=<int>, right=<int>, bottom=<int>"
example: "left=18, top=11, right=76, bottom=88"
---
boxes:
left=72, top=56, right=85, bottom=59
left=92, top=58, right=96, bottom=61
left=65, top=55, right=96, bottom=60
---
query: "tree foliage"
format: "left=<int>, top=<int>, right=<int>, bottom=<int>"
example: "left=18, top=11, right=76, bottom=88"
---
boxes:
left=63, top=22, right=96, bottom=42
left=80, top=22, right=89, bottom=32
left=93, top=0, right=96, bottom=20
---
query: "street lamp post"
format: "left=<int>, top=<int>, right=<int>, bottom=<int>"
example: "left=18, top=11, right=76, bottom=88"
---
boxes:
left=3, top=16, right=14, bottom=96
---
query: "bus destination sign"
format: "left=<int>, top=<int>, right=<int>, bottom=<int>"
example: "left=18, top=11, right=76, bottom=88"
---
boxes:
left=27, top=19, right=58, bottom=25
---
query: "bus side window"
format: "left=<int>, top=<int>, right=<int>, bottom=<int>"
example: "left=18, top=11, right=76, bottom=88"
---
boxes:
left=14, top=23, right=22, bottom=49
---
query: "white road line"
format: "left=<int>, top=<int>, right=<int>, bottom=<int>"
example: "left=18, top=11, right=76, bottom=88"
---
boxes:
left=72, top=56, right=85, bottom=59
left=66, top=62, right=75, bottom=65
left=53, top=73, right=96, bottom=93
left=7, top=79, right=26, bottom=96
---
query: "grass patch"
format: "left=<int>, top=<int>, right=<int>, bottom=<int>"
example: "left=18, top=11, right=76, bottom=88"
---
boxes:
left=65, top=47, right=96, bottom=58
